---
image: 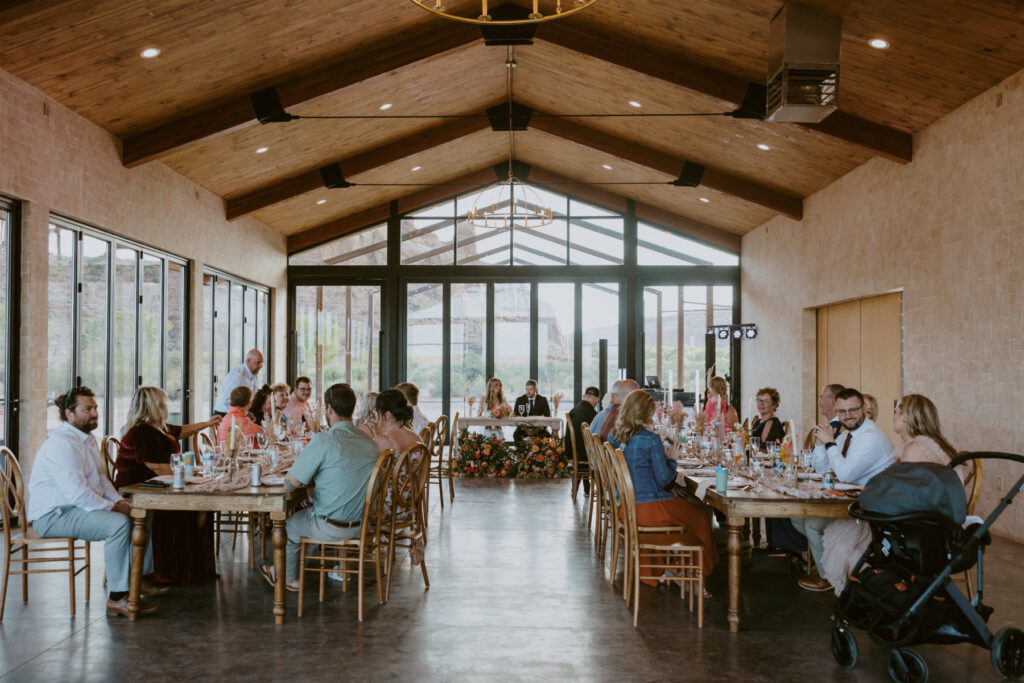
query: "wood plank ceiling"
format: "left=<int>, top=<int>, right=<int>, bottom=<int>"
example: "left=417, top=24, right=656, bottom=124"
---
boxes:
left=1, top=0, right=1022, bottom=252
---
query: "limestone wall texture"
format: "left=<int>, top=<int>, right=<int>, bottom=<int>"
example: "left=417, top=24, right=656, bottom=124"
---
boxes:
left=0, top=67, right=288, bottom=468
left=742, top=68, right=1024, bottom=541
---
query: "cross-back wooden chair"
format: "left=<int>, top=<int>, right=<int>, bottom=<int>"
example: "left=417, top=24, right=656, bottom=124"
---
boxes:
left=193, top=430, right=215, bottom=459
left=582, top=427, right=613, bottom=561
left=425, top=414, right=452, bottom=509
left=566, top=413, right=593, bottom=516
left=297, top=449, right=395, bottom=621
left=1, top=447, right=91, bottom=620
left=608, top=444, right=704, bottom=627
left=99, top=435, right=119, bottom=484
left=953, top=452, right=984, bottom=598
left=382, top=442, right=431, bottom=601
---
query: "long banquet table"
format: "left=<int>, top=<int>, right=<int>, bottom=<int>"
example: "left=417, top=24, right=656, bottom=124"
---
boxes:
left=676, top=470, right=853, bottom=632
left=121, top=482, right=305, bottom=624
left=457, top=415, right=564, bottom=437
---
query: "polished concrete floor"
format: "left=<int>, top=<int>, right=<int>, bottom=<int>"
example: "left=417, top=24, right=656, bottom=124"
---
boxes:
left=1, top=479, right=1021, bottom=681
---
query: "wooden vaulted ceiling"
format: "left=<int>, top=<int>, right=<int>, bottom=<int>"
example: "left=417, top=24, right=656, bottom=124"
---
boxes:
left=1, top=0, right=1023, bottom=253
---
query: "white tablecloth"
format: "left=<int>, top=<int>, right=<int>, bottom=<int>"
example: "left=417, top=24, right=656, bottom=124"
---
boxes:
left=457, top=416, right=563, bottom=437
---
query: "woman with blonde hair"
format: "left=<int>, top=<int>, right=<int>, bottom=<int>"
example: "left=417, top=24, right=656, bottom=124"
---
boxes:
left=355, top=391, right=379, bottom=437
left=820, top=393, right=962, bottom=595
left=608, top=390, right=717, bottom=588
left=863, top=393, right=880, bottom=422
left=479, top=377, right=510, bottom=417
left=114, top=386, right=221, bottom=585
left=704, top=376, right=739, bottom=428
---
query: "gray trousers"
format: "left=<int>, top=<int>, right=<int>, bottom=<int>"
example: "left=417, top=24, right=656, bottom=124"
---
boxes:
left=791, top=517, right=832, bottom=572
left=34, top=506, right=153, bottom=593
left=285, top=507, right=361, bottom=581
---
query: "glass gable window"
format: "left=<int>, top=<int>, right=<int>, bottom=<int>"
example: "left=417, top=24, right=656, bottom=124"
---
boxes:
left=288, top=223, right=387, bottom=266
left=637, top=221, right=738, bottom=266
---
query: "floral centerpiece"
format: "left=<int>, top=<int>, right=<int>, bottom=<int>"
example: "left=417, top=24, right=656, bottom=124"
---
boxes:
left=515, top=436, right=573, bottom=479
left=455, top=432, right=516, bottom=477
left=490, top=403, right=513, bottom=418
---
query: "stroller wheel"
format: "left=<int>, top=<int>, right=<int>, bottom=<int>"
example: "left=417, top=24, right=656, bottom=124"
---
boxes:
left=992, top=626, right=1024, bottom=679
left=887, top=648, right=928, bottom=683
left=831, top=622, right=858, bottom=669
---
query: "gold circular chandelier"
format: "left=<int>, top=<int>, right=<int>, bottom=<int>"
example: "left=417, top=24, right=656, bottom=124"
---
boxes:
left=465, top=179, right=554, bottom=229
left=411, top=1, right=598, bottom=25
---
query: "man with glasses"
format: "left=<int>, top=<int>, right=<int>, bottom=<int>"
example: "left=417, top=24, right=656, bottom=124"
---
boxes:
left=794, top=387, right=894, bottom=591
left=28, top=387, right=167, bottom=617
left=283, top=376, right=314, bottom=428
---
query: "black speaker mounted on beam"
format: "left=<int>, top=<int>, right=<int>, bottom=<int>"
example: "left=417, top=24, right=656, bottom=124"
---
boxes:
left=250, top=86, right=296, bottom=124
left=479, top=3, right=537, bottom=45
left=486, top=101, right=533, bottom=131
left=728, top=83, right=767, bottom=120
left=671, top=162, right=705, bottom=188
left=320, top=163, right=353, bottom=189
left=492, top=160, right=531, bottom=181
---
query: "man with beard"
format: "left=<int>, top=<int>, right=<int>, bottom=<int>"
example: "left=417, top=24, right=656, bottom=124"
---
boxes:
left=28, top=386, right=166, bottom=616
left=793, top=387, right=894, bottom=591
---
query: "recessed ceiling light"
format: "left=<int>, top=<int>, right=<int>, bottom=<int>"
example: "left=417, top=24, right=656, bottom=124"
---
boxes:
left=255, top=147, right=269, bottom=154
left=699, top=197, right=710, bottom=204
left=140, top=47, right=161, bottom=59
left=316, top=199, right=327, bottom=205
left=602, top=164, right=613, bottom=170
left=411, top=165, right=422, bottom=172
left=868, top=38, right=890, bottom=50
left=628, top=100, right=642, bottom=108
left=756, top=143, right=771, bottom=151
left=379, top=103, right=393, bottom=110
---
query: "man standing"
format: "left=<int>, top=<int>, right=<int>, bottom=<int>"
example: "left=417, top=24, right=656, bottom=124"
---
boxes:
left=259, top=383, right=380, bottom=591
left=590, top=378, right=639, bottom=441
left=512, top=380, right=551, bottom=442
left=28, top=387, right=167, bottom=617
left=395, top=382, right=430, bottom=434
left=213, top=349, right=264, bottom=416
left=818, top=383, right=846, bottom=439
left=794, top=388, right=894, bottom=591
left=283, top=376, right=314, bottom=427
left=568, top=386, right=601, bottom=494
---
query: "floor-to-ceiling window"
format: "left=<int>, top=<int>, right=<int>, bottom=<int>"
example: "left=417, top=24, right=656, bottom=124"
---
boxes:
left=0, top=197, right=18, bottom=450
left=198, top=269, right=271, bottom=415
left=46, top=216, right=189, bottom=435
left=288, top=183, right=741, bottom=420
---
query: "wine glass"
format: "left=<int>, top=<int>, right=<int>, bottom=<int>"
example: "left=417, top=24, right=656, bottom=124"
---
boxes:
left=750, top=436, right=761, bottom=454
left=518, top=404, right=526, bottom=417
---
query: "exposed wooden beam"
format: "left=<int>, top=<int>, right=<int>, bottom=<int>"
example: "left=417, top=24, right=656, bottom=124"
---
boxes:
left=0, top=0, right=67, bottom=25
left=537, top=23, right=912, bottom=164
left=530, top=114, right=804, bottom=220
left=121, top=23, right=479, bottom=167
left=226, top=116, right=492, bottom=220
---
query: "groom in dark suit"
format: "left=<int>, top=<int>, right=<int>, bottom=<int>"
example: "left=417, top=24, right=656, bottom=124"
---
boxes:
left=512, top=379, right=551, bottom=442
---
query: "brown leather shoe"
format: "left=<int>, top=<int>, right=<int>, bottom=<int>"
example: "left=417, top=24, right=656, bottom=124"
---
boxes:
left=798, top=575, right=833, bottom=592
left=106, top=597, right=159, bottom=617
left=141, top=579, right=172, bottom=597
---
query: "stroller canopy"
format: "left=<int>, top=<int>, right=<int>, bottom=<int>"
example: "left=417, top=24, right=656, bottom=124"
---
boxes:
left=859, top=462, right=967, bottom=524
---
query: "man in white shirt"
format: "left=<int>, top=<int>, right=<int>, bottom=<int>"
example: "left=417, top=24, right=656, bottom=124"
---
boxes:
left=395, top=382, right=430, bottom=434
left=794, top=387, right=895, bottom=591
left=29, top=387, right=167, bottom=616
left=214, top=349, right=264, bottom=415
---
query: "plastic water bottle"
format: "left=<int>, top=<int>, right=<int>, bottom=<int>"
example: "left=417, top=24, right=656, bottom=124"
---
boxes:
left=715, top=464, right=729, bottom=493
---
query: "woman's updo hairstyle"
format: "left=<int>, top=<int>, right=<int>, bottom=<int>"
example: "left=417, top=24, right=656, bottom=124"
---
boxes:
left=375, top=389, right=414, bottom=426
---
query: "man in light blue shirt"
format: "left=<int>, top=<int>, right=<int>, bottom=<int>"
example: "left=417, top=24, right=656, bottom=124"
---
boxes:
left=213, top=349, right=263, bottom=415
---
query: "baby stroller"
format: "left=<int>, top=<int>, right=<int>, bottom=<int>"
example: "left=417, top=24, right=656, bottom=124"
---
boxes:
left=831, top=453, right=1024, bottom=682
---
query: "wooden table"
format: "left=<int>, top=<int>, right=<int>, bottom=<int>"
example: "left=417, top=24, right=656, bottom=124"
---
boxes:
left=457, top=416, right=564, bottom=437
left=121, top=483, right=305, bottom=624
left=677, top=472, right=853, bottom=632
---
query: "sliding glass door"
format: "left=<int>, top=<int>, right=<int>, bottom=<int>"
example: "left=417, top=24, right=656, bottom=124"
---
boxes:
left=0, top=198, right=17, bottom=451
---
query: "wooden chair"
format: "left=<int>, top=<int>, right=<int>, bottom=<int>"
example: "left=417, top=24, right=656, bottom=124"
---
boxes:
left=382, top=442, right=431, bottom=602
left=425, top=414, right=452, bottom=509
left=99, top=435, right=119, bottom=483
left=955, top=452, right=984, bottom=598
left=446, top=413, right=460, bottom=503
left=1, top=447, right=91, bottom=620
left=566, top=413, right=593, bottom=512
left=601, top=442, right=629, bottom=591
left=582, top=427, right=613, bottom=562
left=297, top=449, right=395, bottom=621
left=214, top=511, right=258, bottom=567
left=193, top=430, right=215, bottom=459
left=608, top=444, right=704, bottom=627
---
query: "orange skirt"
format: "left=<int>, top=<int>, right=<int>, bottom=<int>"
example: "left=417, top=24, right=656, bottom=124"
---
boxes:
left=635, top=497, right=717, bottom=585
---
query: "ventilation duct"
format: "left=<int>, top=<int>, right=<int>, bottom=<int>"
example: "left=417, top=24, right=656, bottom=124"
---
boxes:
left=766, top=3, right=841, bottom=123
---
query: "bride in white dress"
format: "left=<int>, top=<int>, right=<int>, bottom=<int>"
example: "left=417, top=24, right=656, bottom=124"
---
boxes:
left=820, top=394, right=964, bottom=595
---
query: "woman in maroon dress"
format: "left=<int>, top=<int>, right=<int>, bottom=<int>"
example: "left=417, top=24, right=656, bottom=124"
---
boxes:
left=114, top=387, right=222, bottom=585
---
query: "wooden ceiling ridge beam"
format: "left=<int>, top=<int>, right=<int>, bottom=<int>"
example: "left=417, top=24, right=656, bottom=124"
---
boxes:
left=121, top=23, right=480, bottom=167
left=530, top=113, right=804, bottom=220
left=225, top=115, right=493, bottom=220
left=536, top=24, right=913, bottom=164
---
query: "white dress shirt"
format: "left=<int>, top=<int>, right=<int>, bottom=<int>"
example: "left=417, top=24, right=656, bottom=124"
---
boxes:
left=214, top=362, right=260, bottom=413
left=811, top=418, right=895, bottom=485
left=27, top=422, right=122, bottom=521
left=411, top=406, right=430, bottom=435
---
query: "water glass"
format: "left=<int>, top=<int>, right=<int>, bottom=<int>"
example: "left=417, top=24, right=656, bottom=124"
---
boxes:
left=800, top=448, right=813, bottom=470
left=750, top=436, right=761, bottom=454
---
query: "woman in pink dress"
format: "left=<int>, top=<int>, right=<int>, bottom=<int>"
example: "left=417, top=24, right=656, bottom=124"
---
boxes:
left=703, top=376, right=739, bottom=429
left=820, top=394, right=962, bottom=595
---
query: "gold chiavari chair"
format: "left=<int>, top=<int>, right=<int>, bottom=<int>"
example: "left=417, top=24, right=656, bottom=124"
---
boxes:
left=99, top=435, right=119, bottom=484
left=297, top=450, right=395, bottom=621
left=608, top=444, right=704, bottom=627
left=581, top=427, right=613, bottom=562
left=425, top=414, right=451, bottom=510
left=566, top=413, right=595, bottom=521
left=601, top=441, right=628, bottom=589
left=1, top=447, right=91, bottom=620
left=382, top=442, right=431, bottom=602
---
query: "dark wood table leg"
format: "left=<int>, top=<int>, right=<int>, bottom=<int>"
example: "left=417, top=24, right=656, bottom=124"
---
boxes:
left=727, top=517, right=743, bottom=632
left=127, top=509, right=150, bottom=621
left=271, top=512, right=287, bottom=624
left=752, top=517, right=762, bottom=549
